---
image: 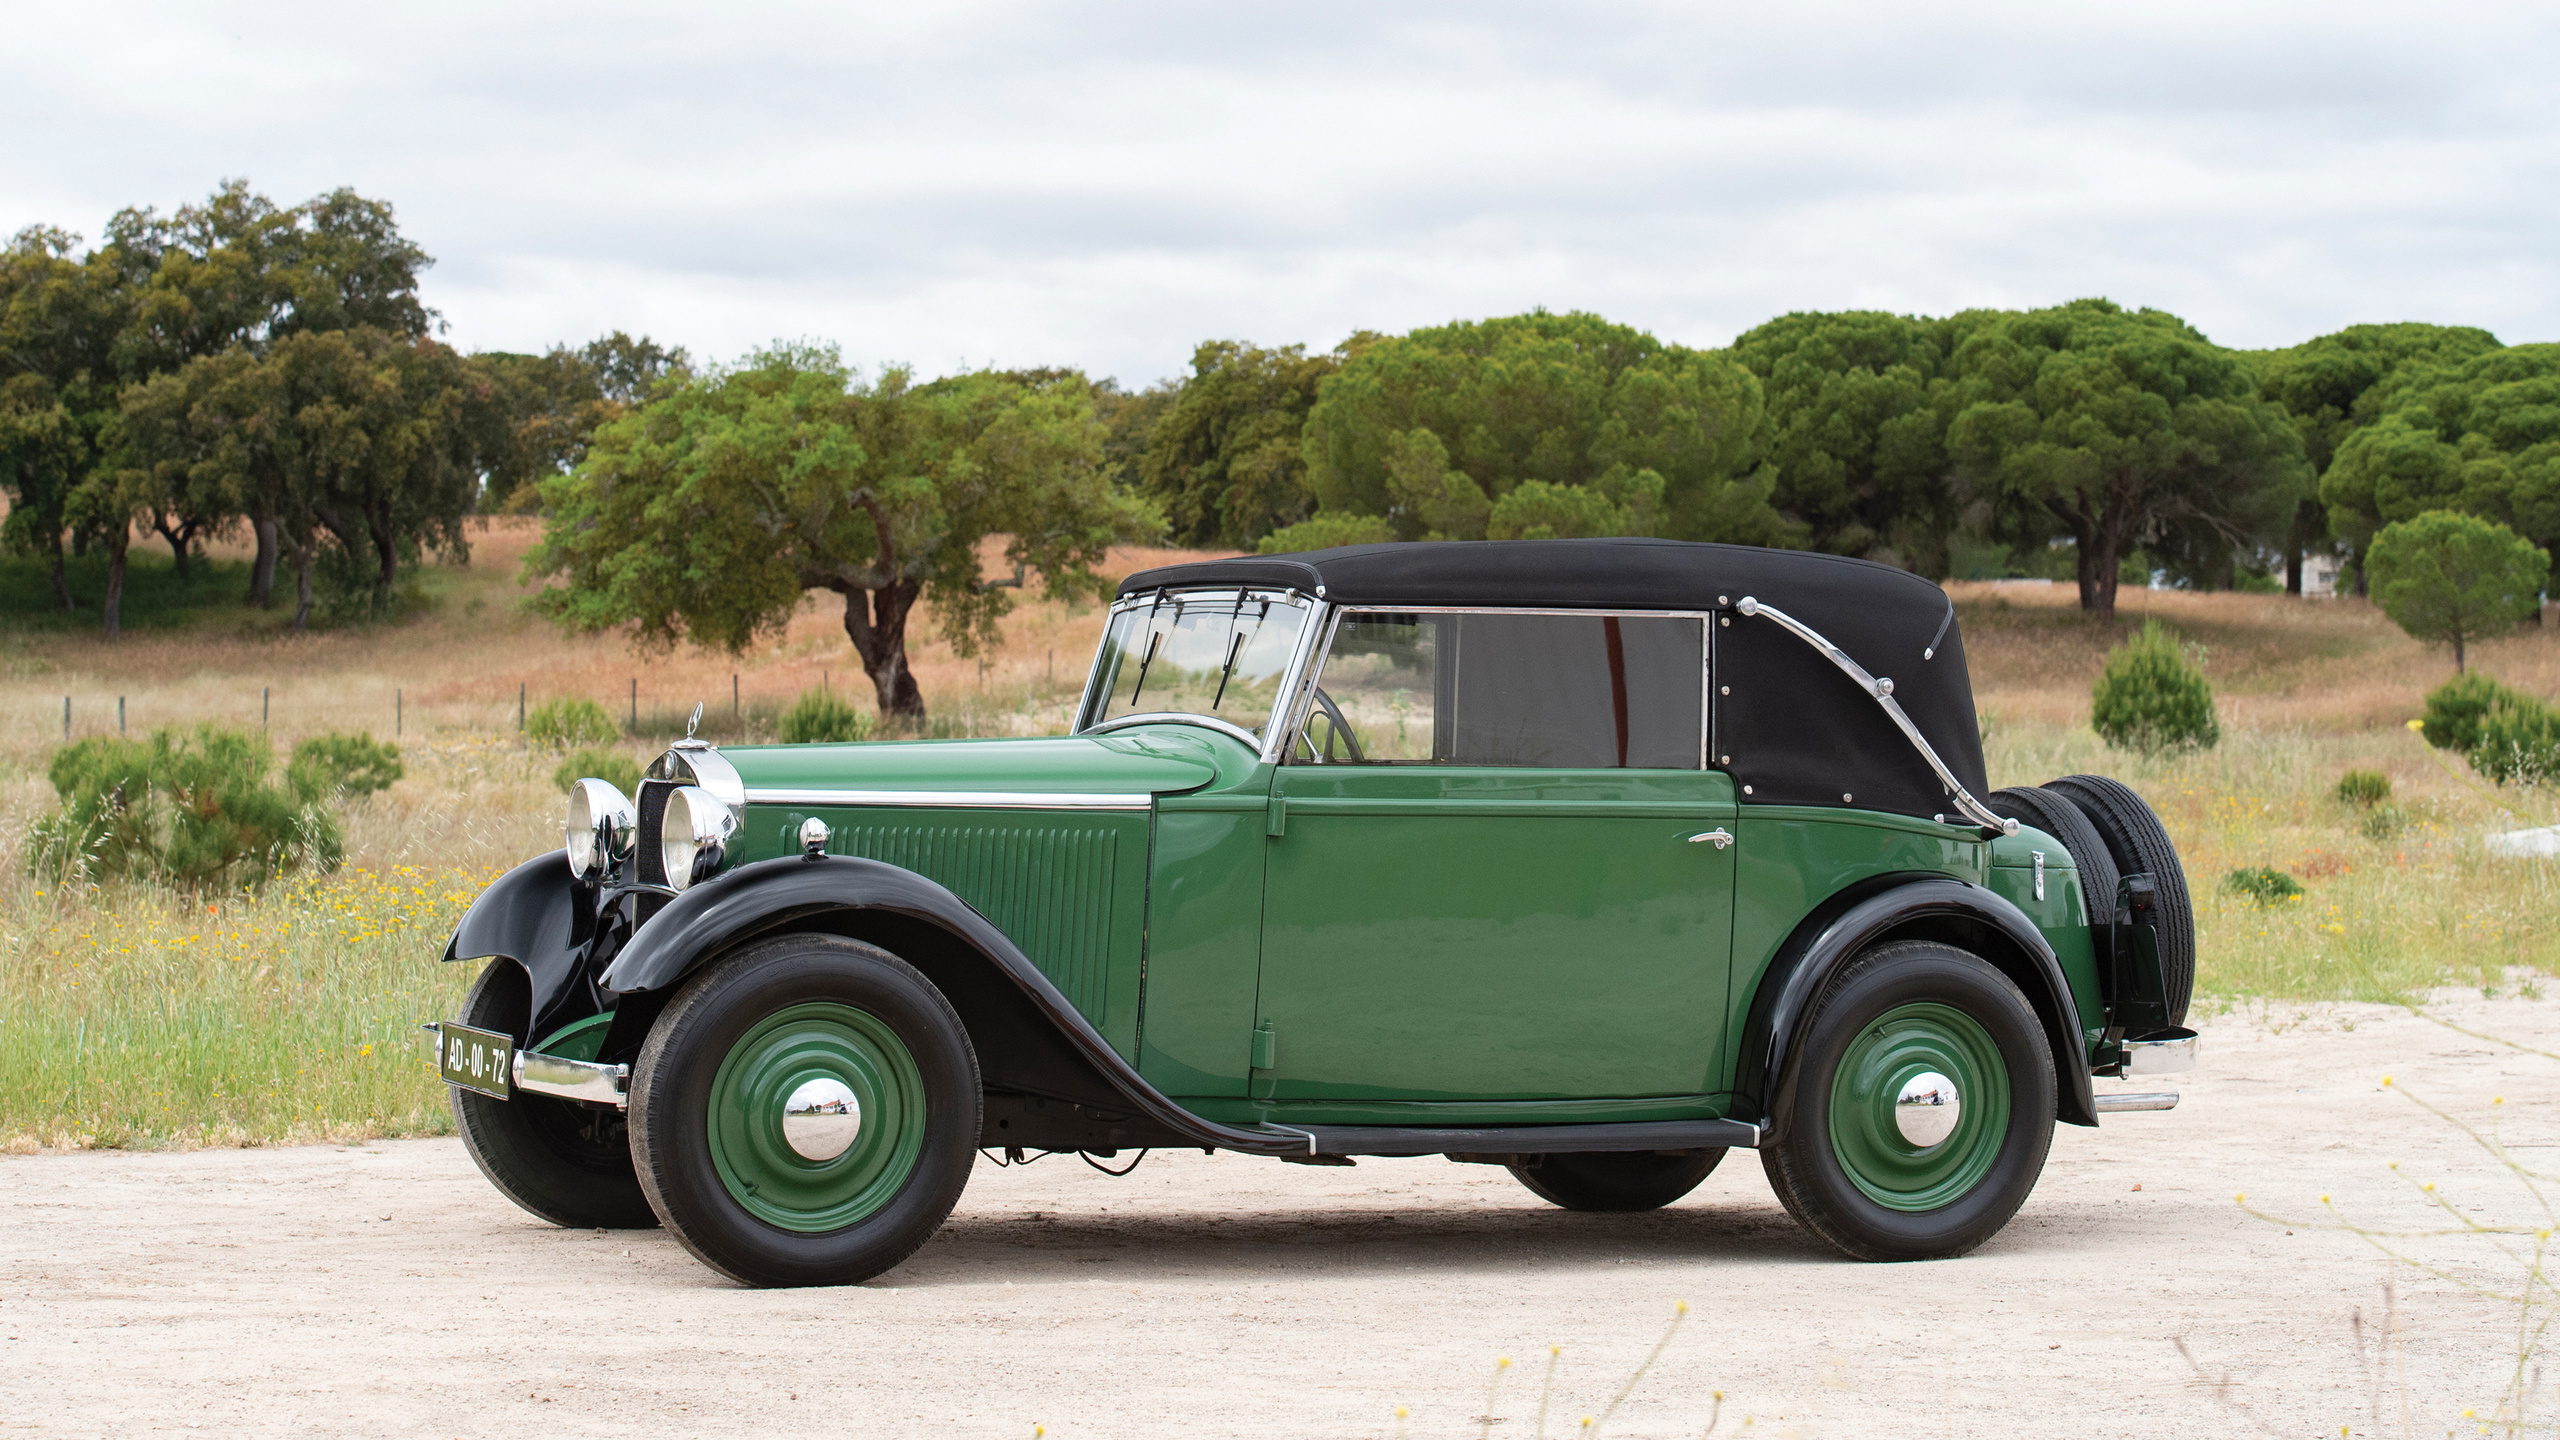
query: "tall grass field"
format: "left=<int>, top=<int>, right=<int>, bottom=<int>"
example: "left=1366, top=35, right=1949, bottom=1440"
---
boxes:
left=4, top=526, right=2558, bottom=1149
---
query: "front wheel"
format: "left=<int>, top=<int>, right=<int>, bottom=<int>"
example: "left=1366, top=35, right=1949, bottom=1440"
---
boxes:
left=629, top=934, right=980, bottom=1288
left=450, top=959, right=657, bottom=1229
left=1761, top=941, right=2055, bottom=1261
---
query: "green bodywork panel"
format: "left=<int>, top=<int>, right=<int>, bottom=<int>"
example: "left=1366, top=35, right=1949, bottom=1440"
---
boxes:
left=687, top=722, right=2109, bottom=1125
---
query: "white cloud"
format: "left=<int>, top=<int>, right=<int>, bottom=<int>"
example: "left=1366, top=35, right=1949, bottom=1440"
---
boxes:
left=5, top=0, right=2553, bottom=383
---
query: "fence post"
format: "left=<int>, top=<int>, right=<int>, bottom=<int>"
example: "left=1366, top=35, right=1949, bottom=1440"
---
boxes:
left=396, top=688, right=403, bottom=737
left=518, top=683, right=526, bottom=732
left=262, top=687, right=269, bottom=728
left=62, top=696, right=69, bottom=741
left=630, top=678, right=637, bottom=731
left=733, top=673, right=740, bottom=723
left=118, top=697, right=125, bottom=734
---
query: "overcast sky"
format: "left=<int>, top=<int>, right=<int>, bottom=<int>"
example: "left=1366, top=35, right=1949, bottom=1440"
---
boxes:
left=7, top=2, right=2555, bottom=385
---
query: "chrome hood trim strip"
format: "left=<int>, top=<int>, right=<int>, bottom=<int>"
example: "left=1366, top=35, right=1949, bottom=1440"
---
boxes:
left=743, top=788, right=1153, bottom=810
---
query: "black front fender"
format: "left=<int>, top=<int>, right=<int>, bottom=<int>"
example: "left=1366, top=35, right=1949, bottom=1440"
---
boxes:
left=1737, top=874, right=2098, bottom=1139
left=595, top=854, right=1310, bottom=1158
left=442, top=850, right=603, bottom=1042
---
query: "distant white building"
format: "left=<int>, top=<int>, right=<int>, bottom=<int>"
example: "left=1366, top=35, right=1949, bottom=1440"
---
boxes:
left=2302, top=553, right=2344, bottom=598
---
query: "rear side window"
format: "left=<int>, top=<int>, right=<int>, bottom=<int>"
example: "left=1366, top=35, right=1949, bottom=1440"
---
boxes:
left=1302, top=611, right=1703, bottom=768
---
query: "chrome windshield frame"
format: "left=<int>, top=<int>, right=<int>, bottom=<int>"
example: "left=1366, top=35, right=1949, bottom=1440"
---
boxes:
left=1073, top=586, right=1325, bottom=765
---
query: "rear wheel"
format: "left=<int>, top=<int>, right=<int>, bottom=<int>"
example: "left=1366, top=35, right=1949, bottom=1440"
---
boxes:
left=1507, top=1149, right=1725, bottom=1211
left=1762, top=941, right=2055, bottom=1261
left=2044, top=774, right=2194, bottom=1026
left=629, top=935, right=980, bottom=1288
left=449, top=959, right=657, bottom=1230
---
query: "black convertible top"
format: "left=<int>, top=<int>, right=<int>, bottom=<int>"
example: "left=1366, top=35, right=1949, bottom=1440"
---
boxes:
left=1119, top=539, right=1986, bottom=821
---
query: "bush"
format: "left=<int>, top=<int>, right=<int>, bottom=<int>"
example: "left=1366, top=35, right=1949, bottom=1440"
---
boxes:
left=287, top=732, right=403, bottom=801
left=2419, top=672, right=2523, bottom=753
left=2361, top=803, right=2409, bottom=841
left=1257, top=512, right=1397, bottom=554
left=552, top=746, right=644, bottom=795
left=2469, top=697, right=2560, bottom=786
left=2090, top=620, right=2219, bottom=756
left=2334, top=769, right=2392, bottom=807
left=27, top=725, right=342, bottom=890
left=778, top=688, right=874, bottom=744
left=527, top=697, right=619, bottom=749
left=2222, top=866, right=2305, bottom=905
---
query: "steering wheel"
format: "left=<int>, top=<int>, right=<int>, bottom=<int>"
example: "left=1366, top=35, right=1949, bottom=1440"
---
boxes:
left=1309, top=686, right=1367, bottom=763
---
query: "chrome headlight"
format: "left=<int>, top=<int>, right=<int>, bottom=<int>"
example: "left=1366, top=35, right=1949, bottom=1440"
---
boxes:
left=661, top=784, right=737, bottom=892
left=564, top=778, right=636, bottom=881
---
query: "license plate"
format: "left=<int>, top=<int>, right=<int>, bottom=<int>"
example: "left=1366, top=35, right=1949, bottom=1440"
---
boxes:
left=436, top=1021, right=513, bottom=1100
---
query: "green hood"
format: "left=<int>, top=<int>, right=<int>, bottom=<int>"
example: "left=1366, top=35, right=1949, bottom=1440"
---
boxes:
left=719, top=730, right=1235, bottom=800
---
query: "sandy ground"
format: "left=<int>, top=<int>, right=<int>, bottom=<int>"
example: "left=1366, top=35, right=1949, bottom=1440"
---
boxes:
left=5, top=996, right=2558, bottom=1439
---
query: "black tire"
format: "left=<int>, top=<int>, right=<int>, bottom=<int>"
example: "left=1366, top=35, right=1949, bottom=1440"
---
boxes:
left=2043, top=774, right=2195, bottom=1026
left=1761, top=941, right=2056, bottom=1261
left=1507, top=1149, right=1726, bottom=1212
left=449, top=959, right=658, bottom=1229
left=628, top=935, right=980, bottom=1288
left=1987, top=785, right=2120, bottom=928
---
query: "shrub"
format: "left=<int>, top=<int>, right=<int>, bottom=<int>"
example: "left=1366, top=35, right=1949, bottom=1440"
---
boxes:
left=2361, top=803, right=2409, bottom=841
left=287, top=732, right=403, bottom=801
left=552, top=746, right=644, bottom=795
left=779, top=688, right=874, bottom=744
left=27, top=725, right=342, bottom=890
left=1257, top=512, right=1397, bottom=554
left=2222, top=866, right=2305, bottom=905
left=2469, top=697, right=2560, bottom=786
left=527, top=697, right=619, bottom=749
left=2090, top=620, right=2219, bottom=756
left=2334, top=769, right=2392, bottom=807
left=2420, top=672, right=2524, bottom=753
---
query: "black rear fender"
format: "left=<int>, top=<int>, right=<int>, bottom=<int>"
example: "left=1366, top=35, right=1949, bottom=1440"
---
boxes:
left=1737, top=874, right=2098, bottom=1138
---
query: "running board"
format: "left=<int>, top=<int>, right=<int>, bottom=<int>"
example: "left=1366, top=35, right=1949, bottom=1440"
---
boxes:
left=2094, top=1091, right=2179, bottom=1113
left=1252, top=1118, right=1761, bottom=1157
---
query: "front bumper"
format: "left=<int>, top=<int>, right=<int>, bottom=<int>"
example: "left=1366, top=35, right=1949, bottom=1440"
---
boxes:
left=423, top=1022, right=630, bottom=1109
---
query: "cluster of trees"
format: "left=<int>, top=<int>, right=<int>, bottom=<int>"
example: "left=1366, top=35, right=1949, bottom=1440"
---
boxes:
left=0, top=182, right=680, bottom=631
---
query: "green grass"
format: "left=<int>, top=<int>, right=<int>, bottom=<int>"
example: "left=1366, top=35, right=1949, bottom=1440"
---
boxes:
left=0, top=551, right=257, bottom=634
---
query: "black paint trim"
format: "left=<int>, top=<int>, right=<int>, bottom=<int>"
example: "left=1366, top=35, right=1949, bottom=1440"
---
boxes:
left=441, top=850, right=605, bottom=1043
left=1282, top=1119, right=1760, bottom=1157
left=1736, top=873, right=2099, bottom=1139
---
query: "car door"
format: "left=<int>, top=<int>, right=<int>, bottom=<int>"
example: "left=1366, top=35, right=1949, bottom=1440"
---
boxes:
left=1251, top=609, right=1737, bottom=1105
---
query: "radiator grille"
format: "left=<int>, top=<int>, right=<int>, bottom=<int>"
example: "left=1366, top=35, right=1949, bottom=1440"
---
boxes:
left=635, top=779, right=673, bottom=885
left=830, top=823, right=1120, bottom=1020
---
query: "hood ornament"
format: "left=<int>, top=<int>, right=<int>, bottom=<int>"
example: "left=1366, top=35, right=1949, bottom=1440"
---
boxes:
left=686, top=702, right=704, bottom=740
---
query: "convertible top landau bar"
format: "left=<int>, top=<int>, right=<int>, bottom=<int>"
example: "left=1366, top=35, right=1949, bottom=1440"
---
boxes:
left=1734, top=596, right=2018, bottom=838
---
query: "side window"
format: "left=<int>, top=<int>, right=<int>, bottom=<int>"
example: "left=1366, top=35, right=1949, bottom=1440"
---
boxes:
left=1300, top=612, right=1703, bottom=768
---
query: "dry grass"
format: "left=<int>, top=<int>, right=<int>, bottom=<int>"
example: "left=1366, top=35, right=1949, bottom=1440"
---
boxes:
left=7, top=552, right=2560, bottom=1149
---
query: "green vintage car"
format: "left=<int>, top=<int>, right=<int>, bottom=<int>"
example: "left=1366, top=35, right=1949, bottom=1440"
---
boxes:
left=430, top=539, right=2198, bottom=1286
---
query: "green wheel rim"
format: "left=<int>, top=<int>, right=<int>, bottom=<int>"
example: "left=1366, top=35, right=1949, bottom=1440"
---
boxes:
left=708, top=1001, right=927, bottom=1233
left=1827, top=1001, right=2010, bottom=1213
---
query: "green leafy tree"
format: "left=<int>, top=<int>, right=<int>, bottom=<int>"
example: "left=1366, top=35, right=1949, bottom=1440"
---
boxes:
left=526, top=346, right=1164, bottom=721
left=2250, top=323, right=2501, bottom=593
left=1296, top=310, right=1790, bottom=546
left=2090, top=619, right=2220, bottom=755
left=469, top=332, right=689, bottom=509
left=1257, top=512, right=1395, bottom=553
left=1729, top=309, right=1966, bottom=572
left=1945, top=300, right=2311, bottom=620
left=2365, top=510, right=2549, bottom=673
left=1139, top=340, right=1343, bottom=548
left=0, top=226, right=132, bottom=614
left=2323, top=345, right=2560, bottom=584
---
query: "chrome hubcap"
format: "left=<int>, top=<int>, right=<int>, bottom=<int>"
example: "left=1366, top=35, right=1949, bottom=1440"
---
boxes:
left=1894, top=1070, right=1961, bottom=1148
left=781, top=1077, right=862, bottom=1161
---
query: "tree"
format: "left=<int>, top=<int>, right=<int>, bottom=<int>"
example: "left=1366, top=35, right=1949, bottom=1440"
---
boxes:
left=2323, top=345, right=2560, bottom=585
left=1729, top=309, right=1967, bottom=572
left=2250, top=323, right=2500, bottom=594
left=1138, top=340, right=1343, bottom=548
left=1296, top=310, right=1791, bottom=546
left=1944, top=300, right=2310, bottom=620
left=2365, top=510, right=2548, bottom=673
left=525, top=346, right=1164, bottom=721
left=0, top=227, right=131, bottom=613
left=468, top=332, right=689, bottom=509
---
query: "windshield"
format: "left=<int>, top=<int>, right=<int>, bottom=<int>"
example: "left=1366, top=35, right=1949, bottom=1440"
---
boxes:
left=1079, top=589, right=1315, bottom=741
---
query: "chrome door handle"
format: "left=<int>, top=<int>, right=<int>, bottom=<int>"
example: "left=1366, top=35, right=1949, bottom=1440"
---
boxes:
left=1689, top=829, right=1734, bottom=850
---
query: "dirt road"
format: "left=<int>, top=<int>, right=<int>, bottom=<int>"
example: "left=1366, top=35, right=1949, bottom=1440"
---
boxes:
left=5, top=995, right=2554, bottom=1438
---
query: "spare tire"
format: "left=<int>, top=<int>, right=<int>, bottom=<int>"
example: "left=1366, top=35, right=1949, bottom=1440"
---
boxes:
left=2042, top=775, right=2194, bottom=1027
left=1988, top=785, right=2119, bottom=929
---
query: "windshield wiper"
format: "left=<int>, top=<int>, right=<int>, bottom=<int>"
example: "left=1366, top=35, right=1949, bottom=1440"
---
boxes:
left=1126, top=630, right=1163, bottom=709
left=1209, top=632, right=1247, bottom=710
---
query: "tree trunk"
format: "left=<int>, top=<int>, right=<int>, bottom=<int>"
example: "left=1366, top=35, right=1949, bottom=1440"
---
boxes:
left=154, top=514, right=191, bottom=580
left=2352, top=550, right=2368, bottom=597
left=368, top=501, right=398, bottom=607
left=2454, top=629, right=2467, bottom=674
left=2073, top=523, right=2125, bottom=622
left=288, top=537, right=316, bottom=632
left=101, top=527, right=129, bottom=637
left=2285, top=545, right=2303, bottom=596
left=839, top=581, right=927, bottom=722
left=47, top=535, right=74, bottom=612
left=250, top=517, right=278, bottom=607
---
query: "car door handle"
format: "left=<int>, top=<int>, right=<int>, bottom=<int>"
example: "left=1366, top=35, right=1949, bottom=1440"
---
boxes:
left=1688, top=829, right=1734, bottom=850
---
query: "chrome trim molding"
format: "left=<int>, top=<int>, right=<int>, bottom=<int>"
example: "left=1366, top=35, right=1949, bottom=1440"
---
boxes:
left=513, top=1049, right=630, bottom=1109
left=1733, top=596, right=2018, bottom=836
left=2123, top=1028, right=2200, bottom=1075
left=649, top=744, right=746, bottom=826
left=1083, top=711, right=1266, bottom=751
left=2093, top=1091, right=2180, bottom=1113
left=744, top=787, right=1155, bottom=810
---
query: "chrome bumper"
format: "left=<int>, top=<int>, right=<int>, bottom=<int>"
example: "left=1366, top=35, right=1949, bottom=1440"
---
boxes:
left=516, top=1050, right=630, bottom=1109
left=2123, top=1027, right=2198, bottom=1076
left=2094, top=1091, right=2180, bottom=1112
